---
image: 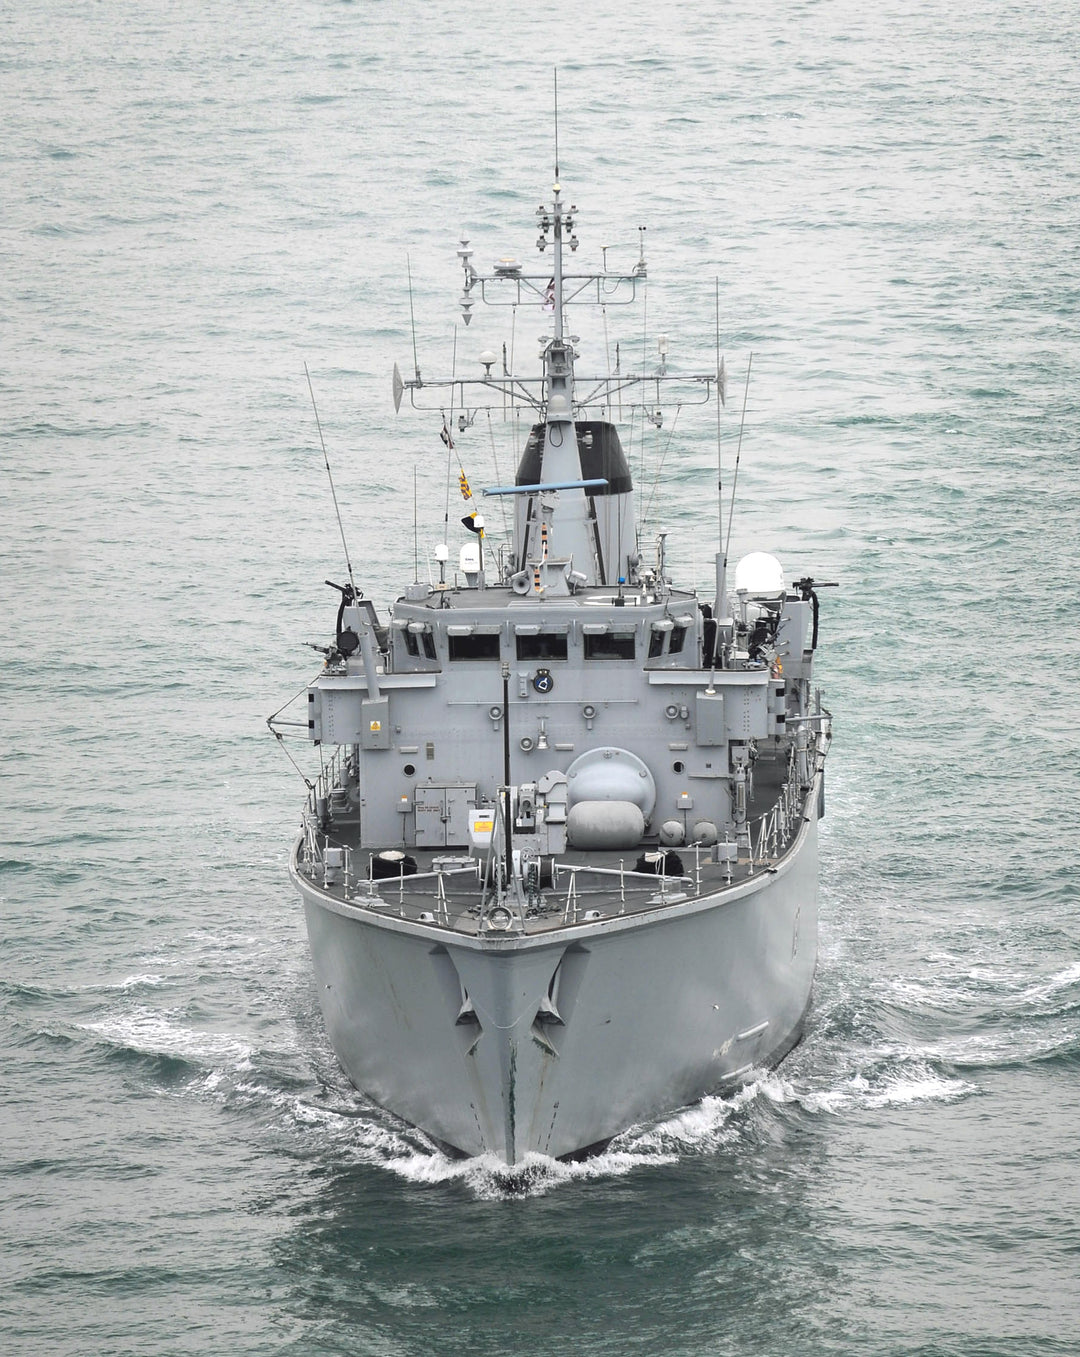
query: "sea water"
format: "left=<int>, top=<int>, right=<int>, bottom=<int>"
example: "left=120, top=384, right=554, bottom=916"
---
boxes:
left=2, top=2, right=1079, bottom=1354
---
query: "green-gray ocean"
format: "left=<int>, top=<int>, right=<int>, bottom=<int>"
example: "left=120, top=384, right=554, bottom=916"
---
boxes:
left=3, top=2, right=1079, bottom=1353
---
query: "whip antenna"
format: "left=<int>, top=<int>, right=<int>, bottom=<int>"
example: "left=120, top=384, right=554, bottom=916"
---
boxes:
left=407, top=254, right=421, bottom=384
left=724, top=352, right=753, bottom=563
left=715, top=279, right=725, bottom=546
left=304, top=362, right=357, bottom=598
left=553, top=68, right=560, bottom=179
left=713, top=280, right=729, bottom=621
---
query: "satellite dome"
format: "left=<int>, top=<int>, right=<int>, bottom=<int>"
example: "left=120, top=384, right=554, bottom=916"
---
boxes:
left=734, top=551, right=785, bottom=599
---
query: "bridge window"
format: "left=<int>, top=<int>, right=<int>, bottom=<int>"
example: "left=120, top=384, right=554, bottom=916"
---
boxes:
left=516, top=633, right=568, bottom=661
left=584, top=632, right=636, bottom=660
left=448, top=633, right=501, bottom=660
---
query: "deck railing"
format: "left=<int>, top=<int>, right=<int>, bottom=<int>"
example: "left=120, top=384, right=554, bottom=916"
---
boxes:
left=298, top=721, right=832, bottom=921
left=745, top=721, right=830, bottom=872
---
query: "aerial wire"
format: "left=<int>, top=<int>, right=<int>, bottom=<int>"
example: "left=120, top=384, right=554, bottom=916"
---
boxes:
left=486, top=411, right=510, bottom=540
left=304, top=362, right=356, bottom=600
left=641, top=405, right=682, bottom=532
left=443, top=326, right=459, bottom=535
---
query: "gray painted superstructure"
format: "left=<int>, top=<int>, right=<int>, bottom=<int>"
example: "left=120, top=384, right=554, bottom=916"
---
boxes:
left=276, top=175, right=832, bottom=1163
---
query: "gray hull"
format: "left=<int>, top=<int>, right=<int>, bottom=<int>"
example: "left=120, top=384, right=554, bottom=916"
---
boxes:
left=277, top=174, right=834, bottom=1166
left=293, top=792, right=820, bottom=1164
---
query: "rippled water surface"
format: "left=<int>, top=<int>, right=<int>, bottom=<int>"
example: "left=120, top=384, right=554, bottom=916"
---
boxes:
left=3, top=2, right=1079, bottom=1354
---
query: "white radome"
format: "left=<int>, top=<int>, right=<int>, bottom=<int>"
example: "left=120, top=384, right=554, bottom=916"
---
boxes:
left=734, top=551, right=785, bottom=599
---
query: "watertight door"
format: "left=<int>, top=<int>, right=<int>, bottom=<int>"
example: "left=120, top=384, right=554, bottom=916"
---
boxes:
left=414, top=785, right=446, bottom=847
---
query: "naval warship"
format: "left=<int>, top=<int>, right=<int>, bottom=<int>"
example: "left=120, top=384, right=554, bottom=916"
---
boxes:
left=272, top=174, right=832, bottom=1164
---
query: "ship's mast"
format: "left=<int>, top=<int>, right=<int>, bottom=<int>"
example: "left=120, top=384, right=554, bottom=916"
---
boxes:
left=396, top=172, right=720, bottom=592
left=532, top=182, right=598, bottom=578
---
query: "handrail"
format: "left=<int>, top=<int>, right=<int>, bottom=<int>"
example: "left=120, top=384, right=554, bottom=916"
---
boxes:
left=745, top=723, right=830, bottom=870
left=298, top=721, right=833, bottom=917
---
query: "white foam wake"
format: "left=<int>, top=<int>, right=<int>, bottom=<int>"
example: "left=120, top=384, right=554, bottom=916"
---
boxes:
left=798, top=1058, right=976, bottom=1113
left=78, top=1004, right=256, bottom=1068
